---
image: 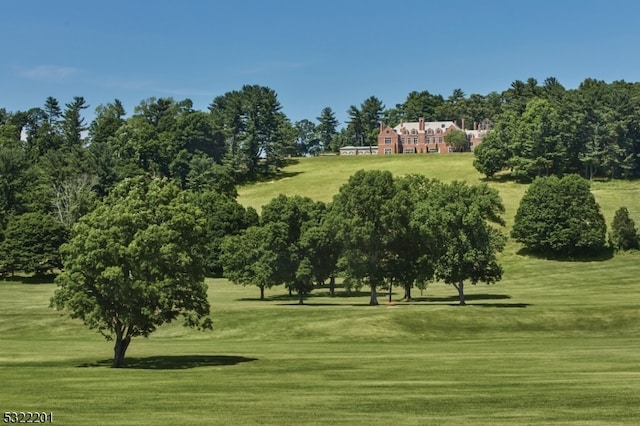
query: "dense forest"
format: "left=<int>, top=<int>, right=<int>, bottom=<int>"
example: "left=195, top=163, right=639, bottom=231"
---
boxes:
left=1, top=77, right=639, bottom=276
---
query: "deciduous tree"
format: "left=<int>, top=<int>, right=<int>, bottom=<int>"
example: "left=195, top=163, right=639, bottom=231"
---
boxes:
left=220, top=222, right=288, bottom=300
left=51, top=176, right=212, bottom=368
left=511, top=175, right=607, bottom=256
left=413, top=181, right=506, bottom=305
left=444, top=129, right=468, bottom=152
left=328, top=170, right=400, bottom=305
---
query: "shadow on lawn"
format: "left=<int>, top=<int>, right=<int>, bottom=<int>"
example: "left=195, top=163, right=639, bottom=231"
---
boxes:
left=406, top=293, right=531, bottom=308
left=241, top=292, right=529, bottom=307
left=2, top=274, right=56, bottom=284
left=516, top=246, right=614, bottom=262
left=79, top=355, right=257, bottom=370
left=238, top=290, right=371, bottom=302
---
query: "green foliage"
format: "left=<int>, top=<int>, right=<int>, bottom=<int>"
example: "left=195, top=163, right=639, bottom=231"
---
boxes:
left=188, top=190, right=258, bottom=276
left=293, top=119, right=321, bottom=157
left=221, top=194, right=330, bottom=303
left=110, top=97, right=190, bottom=177
left=443, top=129, right=468, bottom=152
left=511, top=175, right=607, bottom=256
left=610, top=206, right=639, bottom=251
left=328, top=169, right=407, bottom=305
left=260, top=195, right=327, bottom=303
left=0, top=146, right=51, bottom=219
left=209, top=85, right=294, bottom=179
left=0, top=212, right=68, bottom=276
left=347, top=96, right=385, bottom=148
left=398, top=90, right=445, bottom=122
left=316, top=107, right=339, bottom=152
left=388, top=174, right=439, bottom=300
left=413, top=181, right=507, bottom=305
left=51, top=176, right=212, bottom=367
left=184, top=153, right=237, bottom=196
left=220, top=222, right=289, bottom=299
left=474, top=78, right=640, bottom=180
left=61, top=96, right=89, bottom=147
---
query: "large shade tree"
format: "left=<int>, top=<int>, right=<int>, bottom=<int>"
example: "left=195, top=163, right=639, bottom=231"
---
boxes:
left=261, top=194, right=327, bottom=304
left=511, top=175, right=607, bottom=256
left=51, top=176, right=212, bottom=368
left=413, top=181, right=507, bottom=305
left=328, top=169, right=405, bottom=305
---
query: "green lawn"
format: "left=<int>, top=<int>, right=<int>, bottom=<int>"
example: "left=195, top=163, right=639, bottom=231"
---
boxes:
left=2, top=154, right=640, bottom=425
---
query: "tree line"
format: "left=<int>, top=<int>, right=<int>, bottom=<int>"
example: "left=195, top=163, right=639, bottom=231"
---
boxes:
left=473, top=78, right=640, bottom=180
left=2, top=77, right=640, bottom=274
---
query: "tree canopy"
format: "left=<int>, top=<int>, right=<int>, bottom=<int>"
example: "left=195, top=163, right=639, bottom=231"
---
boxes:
left=610, top=206, right=639, bottom=251
left=511, top=175, right=607, bottom=256
left=51, top=177, right=212, bottom=368
left=413, top=181, right=506, bottom=305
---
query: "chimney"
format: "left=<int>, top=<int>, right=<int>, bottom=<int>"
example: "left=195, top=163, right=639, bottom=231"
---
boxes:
left=380, top=121, right=384, bottom=132
left=419, top=117, right=425, bottom=131
left=461, top=118, right=465, bottom=130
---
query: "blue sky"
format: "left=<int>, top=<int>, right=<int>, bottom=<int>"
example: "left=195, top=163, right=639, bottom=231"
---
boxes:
left=2, top=0, right=640, bottom=127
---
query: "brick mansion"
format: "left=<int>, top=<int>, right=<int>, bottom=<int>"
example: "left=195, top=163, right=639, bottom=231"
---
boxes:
left=339, top=118, right=488, bottom=155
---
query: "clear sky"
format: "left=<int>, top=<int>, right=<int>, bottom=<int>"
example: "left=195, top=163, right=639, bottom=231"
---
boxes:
left=2, top=0, right=640, bottom=127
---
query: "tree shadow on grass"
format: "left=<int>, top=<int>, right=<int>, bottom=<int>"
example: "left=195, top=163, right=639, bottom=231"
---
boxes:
left=515, top=246, right=614, bottom=262
left=78, top=355, right=257, bottom=370
left=252, top=169, right=303, bottom=184
left=2, top=274, right=56, bottom=284
left=405, top=293, right=530, bottom=308
left=237, top=290, right=371, bottom=302
left=479, top=172, right=520, bottom=184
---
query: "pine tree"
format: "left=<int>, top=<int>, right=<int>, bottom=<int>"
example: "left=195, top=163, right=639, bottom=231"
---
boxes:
left=610, top=207, right=639, bottom=251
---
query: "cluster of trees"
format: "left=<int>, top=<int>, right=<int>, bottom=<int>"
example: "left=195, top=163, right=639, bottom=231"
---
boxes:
left=221, top=170, right=507, bottom=306
left=511, top=175, right=607, bottom=256
left=510, top=174, right=639, bottom=257
left=474, top=78, right=640, bottom=180
left=49, top=170, right=508, bottom=367
left=47, top=170, right=637, bottom=368
left=0, top=80, right=507, bottom=276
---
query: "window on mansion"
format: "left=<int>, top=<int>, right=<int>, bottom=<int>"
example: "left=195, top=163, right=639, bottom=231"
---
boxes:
left=384, top=137, right=392, bottom=145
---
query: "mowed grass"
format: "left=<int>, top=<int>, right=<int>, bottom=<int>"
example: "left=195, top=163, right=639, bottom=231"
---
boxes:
left=2, top=154, right=640, bottom=425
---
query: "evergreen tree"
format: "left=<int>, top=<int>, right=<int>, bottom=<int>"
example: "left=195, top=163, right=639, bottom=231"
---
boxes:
left=610, top=207, right=639, bottom=251
left=316, top=107, right=339, bottom=153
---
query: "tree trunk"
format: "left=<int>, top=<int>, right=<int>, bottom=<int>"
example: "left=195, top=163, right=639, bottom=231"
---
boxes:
left=298, top=290, right=304, bottom=305
left=259, top=285, right=265, bottom=300
left=404, top=284, right=412, bottom=301
left=329, top=275, right=335, bottom=297
left=369, top=285, right=379, bottom=306
left=457, top=280, right=466, bottom=306
left=113, top=335, right=131, bottom=368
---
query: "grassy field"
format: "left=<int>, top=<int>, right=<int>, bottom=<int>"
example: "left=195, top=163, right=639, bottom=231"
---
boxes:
left=2, top=154, right=640, bottom=425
